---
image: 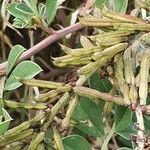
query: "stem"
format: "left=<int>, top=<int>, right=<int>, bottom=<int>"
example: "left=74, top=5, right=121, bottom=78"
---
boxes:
left=0, top=23, right=83, bottom=74
left=135, top=105, right=145, bottom=150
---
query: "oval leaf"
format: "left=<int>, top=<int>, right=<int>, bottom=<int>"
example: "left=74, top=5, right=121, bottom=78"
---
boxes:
left=63, top=135, right=91, bottom=150
left=113, top=0, right=129, bottom=13
left=5, top=61, right=42, bottom=91
left=115, top=105, right=133, bottom=132
left=7, top=45, right=26, bottom=74
left=46, top=0, right=57, bottom=24
left=72, top=96, right=104, bottom=137
left=16, top=3, right=34, bottom=15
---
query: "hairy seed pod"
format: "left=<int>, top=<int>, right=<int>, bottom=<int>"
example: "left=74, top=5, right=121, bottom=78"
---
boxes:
left=4, top=100, right=47, bottom=109
left=139, top=49, right=150, bottom=105
left=53, top=128, right=64, bottom=150
left=20, top=79, right=64, bottom=89
left=113, top=23, right=150, bottom=31
left=114, top=54, right=130, bottom=105
left=62, top=95, right=78, bottom=128
left=80, top=35, right=95, bottom=48
left=102, top=5, right=147, bottom=24
left=92, top=43, right=128, bottom=60
left=89, top=30, right=134, bottom=40
left=28, top=132, right=45, bottom=150
left=95, top=37, right=128, bottom=46
left=123, top=47, right=135, bottom=84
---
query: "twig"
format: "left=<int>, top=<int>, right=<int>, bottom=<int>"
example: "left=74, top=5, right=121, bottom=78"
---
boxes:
left=0, top=23, right=83, bottom=74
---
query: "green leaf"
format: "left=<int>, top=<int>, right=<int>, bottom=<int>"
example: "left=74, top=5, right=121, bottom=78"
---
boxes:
left=0, top=108, right=12, bottom=135
left=7, top=3, right=30, bottom=21
left=16, top=3, right=34, bottom=15
left=7, top=45, right=26, bottom=74
left=95, top=0, right=109, bottom=8
left=46, top=0, right=57, bottom=24
left=5, top=61, right=42, bottom=91
left=115, top=105, right=133, bottom=132
left=113, top=0, right=129, bottom=13
left=63, top=135, right=91, bottom=150
left=72, top=96, right=104, bottom=137
left=38, top=3, right=46, bottom=18
left=89, top=72, right=112, bottom=92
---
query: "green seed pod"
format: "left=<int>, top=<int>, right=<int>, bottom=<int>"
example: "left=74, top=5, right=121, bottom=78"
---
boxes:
left=27, top=132, right=45, bottom=150
left=102, top=5, right=147, bottom=24
left=113, top=23, right=150, bottom=31
left=114, top=54, right=130, bottom=105
left=59, top=44, right=72, bottom=54
left=62, top=95, right=78, bottom=128
left=129, top=85, right=138, bottom=103
left=43, top=92, right=70, bottom=130
left=34, top=84, right=71, bottom=102
left=89, top=30, right=134, bottom=40
left=0, top=129, right=34, bottom=147
left=80, top=35, right=95, bottom=48
left=95, top=37, right=128, bottom=46
left=92, top=43, right=128, bottom=60
left=79, top=17, right=114, bottom=27
left=53, top=128, right=64, bottom=150
left=139, top=49, right=150, bottom=105
left=20, top=79, right=64, bottom=89
left=77, top=62, right=99, bottom=75
left=4, top=100, right=47, bottom=109
left=123, top=47, right=135, bottom=84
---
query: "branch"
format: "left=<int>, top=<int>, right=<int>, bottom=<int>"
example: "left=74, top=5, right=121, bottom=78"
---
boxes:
left=0, top=23, right=83, bottom=75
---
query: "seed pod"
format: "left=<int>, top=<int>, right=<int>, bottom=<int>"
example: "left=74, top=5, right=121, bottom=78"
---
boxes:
left=59, top=44, right=72, bottom=54
left=123, top=47, right=135, bottom=84
left=77, top=62, right=99, bottom=75
left=114, top=54, right=130, bottom=105
left=0, top=129, right=34, bottom=147
left=53, top=128, right=64, bottom=150
left=20, top=79, right=64, bottom=89
left=89, top=30, right=134, bottom=40
left=95, top=37, right=128, bottom=46
left=62, top=95, right=78, bottom=128
left=92, top=43, right=128, bottom=60
left=5, top=111, right=45, bottom=137
left=4, top=100, right=47, bottom=109
left=80, top=35, right=95, bottom=48
left=28, top=132, right=45, bottom=150
left=69, top=46, right=104, bottom=57
left=36, top=142, right=45, bottom=150
left=129, top=85, right=138, bottom=103
left=34, top=85, right=71, bottom=102
left=79, top=17, right=114, bottom=27
left=102, top=5, right=147, bottom=24
left=113, top=23, right=150, bottom=31
left=43, top=92, right=70, bottom=130
left=139, top=49, right=150, bottom=105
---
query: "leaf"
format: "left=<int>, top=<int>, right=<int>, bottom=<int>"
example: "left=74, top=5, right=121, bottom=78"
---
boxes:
left=89, top=72, right=112, bottom=92
left=46, top=0, right=57, bottom=24
left=7, top=45, right=26, bottom=74
left=72, top=96, right=104, bottom=137
left=7, top=3, right=30, bottom=21
left=95, top=0, right=109, bottom=8
left=115, top=105, right=133, bottom=132
left=62, top=135, right=91, bottom=150
left=16, top=3, right=34, bottom=15
left=0, top=108, right=12, bottom=135
left=5, top=61, right=42, bottom=91
left=38, top=3, right=46, bottom=18
left=113, top=0, right=129, bottom=13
